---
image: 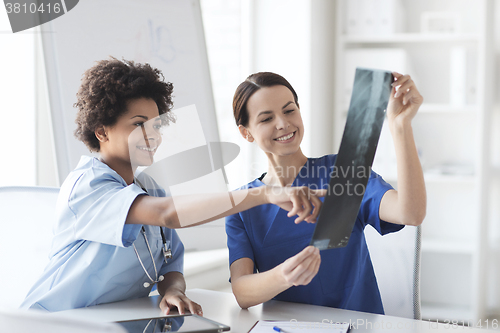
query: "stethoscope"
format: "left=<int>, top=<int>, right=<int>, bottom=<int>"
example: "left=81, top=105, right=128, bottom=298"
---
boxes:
left=133, top=178, right=173, bottom=288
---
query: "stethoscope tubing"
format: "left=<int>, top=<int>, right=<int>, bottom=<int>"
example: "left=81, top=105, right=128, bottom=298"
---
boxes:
left=133, top=178, right=173, bottom=288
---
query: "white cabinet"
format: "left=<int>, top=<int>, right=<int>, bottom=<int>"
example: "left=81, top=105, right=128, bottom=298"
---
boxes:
left=333, top=0, right=494, bottom=324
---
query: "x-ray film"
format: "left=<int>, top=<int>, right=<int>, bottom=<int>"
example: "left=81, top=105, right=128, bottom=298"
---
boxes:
left=310, top=68, right=393, bottom=250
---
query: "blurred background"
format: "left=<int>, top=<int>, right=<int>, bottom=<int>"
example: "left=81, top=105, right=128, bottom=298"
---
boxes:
left=1, top=0, right=500, bottom=326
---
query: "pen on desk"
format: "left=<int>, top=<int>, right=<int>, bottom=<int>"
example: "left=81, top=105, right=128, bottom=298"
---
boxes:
left=273, top=326, right=288, bottom=333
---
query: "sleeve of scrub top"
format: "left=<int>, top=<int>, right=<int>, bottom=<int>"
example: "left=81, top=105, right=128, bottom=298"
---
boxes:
left=68, top=167, right=145, bottom=247
left=159, top=229, right=184, bottom=276
left=359, top=170, right=404, bottom=235
left=225, top=212, right=255, bottom=266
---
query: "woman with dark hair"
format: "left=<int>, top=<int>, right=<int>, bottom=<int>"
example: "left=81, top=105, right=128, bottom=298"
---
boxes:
left=226, top=71, right=426, bottom=313
left=21, top=60, right=325, bottom=314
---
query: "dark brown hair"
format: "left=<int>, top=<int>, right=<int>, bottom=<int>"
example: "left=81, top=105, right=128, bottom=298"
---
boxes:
left=74, top=57, right=175, bottom=152
left=232, top=72, right=299, bottom=127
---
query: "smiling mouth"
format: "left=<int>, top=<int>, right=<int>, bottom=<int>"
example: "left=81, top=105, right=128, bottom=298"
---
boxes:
left=137, top=146, right=157, bottom=153
left=274, top=131, right=296, bottom=142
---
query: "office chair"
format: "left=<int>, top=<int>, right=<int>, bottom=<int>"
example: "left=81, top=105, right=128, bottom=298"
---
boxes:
left=0, top=308, right=126, bottom=333
left=364, top=224, right=422, bottom=319
left=0, top=186, right=60, bottom=309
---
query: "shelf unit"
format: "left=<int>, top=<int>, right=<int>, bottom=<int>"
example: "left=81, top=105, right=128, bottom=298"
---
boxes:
left=333, top=0, right=494, bottom=324
left=342, top=33, right=480, bottom=44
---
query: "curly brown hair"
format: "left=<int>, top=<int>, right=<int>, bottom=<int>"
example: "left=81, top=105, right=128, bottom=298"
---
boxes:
left=74, top=58, right=175, bottom=152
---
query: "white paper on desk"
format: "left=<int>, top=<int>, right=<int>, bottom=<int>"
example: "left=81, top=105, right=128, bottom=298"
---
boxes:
left=249, top=320, right=350, bottom=333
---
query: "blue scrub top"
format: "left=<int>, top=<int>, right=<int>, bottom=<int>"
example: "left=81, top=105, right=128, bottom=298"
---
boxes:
left=21, top=156, right=184, bottom=312
left=225, top=154, right=403, bottom=314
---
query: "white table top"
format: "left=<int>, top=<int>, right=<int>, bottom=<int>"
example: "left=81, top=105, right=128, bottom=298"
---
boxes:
left=54, top=289, right=496, bottom=332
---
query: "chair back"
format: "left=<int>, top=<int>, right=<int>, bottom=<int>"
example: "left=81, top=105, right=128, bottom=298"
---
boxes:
left=364, top=224, right=422, bottom=319
left=0, top=186, right=60, bottom=309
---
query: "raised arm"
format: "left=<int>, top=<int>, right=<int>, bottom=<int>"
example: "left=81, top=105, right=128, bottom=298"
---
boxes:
left=379, top=72, right=426, bottom=226
left=230, top=246, right=321, bottom=309
left=127, top=186, right=326, bottom=229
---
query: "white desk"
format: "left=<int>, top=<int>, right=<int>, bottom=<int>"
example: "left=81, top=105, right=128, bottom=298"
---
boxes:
left=55, top=289, right=496, bottom=332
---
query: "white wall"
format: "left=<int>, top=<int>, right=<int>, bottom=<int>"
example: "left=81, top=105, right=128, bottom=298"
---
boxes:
left=241, top=0, right=336, bottom=181
left=200, top=0, right=251, bottom=190
left=0, top=10, right=36, bottom=186
left=35, top=35, right=58, bottom=187
left=250, top=0, right=312, bottom=175
left=309, top=0, right=336, bottom=157
left=488, top=0, right=500, bottom=315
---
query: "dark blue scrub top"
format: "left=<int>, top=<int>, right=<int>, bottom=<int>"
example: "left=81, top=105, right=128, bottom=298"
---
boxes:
left=225, top=154, right=404, bottom=314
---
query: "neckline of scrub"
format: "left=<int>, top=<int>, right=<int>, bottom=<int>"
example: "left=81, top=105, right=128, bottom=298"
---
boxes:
left=255, top=157, right=313, bottom=187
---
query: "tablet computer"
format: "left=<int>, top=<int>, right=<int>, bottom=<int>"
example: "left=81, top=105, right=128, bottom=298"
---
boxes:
left=115, top=314, right=230, bottom=333
left=310, top=67, right=393, bottom=250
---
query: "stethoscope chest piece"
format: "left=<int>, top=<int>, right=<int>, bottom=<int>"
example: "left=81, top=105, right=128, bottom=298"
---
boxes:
left=143, top=275, right=164, bottom=288
left=163, top=244, right=172, bottom=263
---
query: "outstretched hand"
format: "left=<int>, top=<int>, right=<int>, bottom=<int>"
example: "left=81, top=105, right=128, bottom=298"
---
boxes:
left=266, top=186, right=326, bottom=224
left=387, top=72, right=424, bottom=127
left=159, top=288, right=203, bottom=316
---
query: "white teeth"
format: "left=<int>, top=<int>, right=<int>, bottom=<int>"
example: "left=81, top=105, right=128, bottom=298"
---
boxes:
left=276, top=132, right=294, bottom=141
left=138, top=147, right=156, bottom=152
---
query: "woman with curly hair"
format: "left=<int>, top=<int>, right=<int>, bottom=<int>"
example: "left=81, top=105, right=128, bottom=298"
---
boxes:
left=20, top=58, right=325, bottom=314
